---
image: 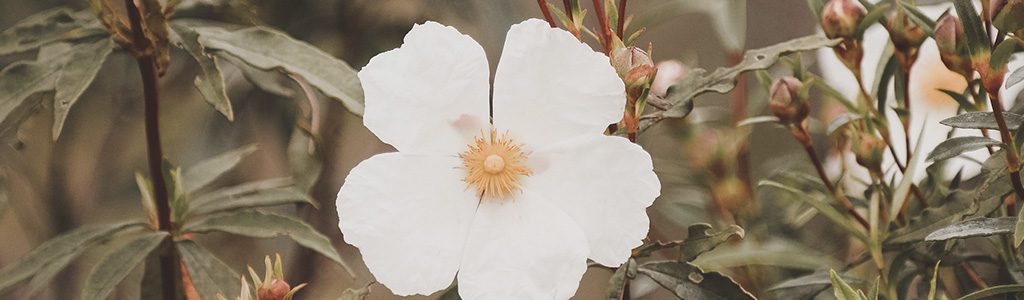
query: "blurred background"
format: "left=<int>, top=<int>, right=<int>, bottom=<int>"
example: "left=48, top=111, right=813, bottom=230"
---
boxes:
left=0, top=0, right=848, bottom=299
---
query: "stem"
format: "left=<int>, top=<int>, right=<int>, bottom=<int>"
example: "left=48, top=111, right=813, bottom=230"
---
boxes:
left=728, top=51, right=754, bottom=213
left=796, top=126, right=870, bottom=229
left=563, top=0, right=573, bottom=21
left=123, top=0, right=175, bottom=299
left=537, top=0, right=557, bottom=28
left=617, top=0, right=627, bottom=37
left=988, top=92, right=1024, bottom=206
left=592, top=0, right=613, bottom=53
left=901, top=70, right=913, bottom=163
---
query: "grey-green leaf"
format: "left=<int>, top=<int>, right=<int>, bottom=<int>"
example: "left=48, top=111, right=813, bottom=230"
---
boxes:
left=679, top=223, right=744, bottom=262
left=637, top=261, right=755, bottom=300
left=52, top=37, right=115, bottom=140
left=191, top=25, right=364, bottom=116
left=337, top=285, right=372, bottom=300
left=925, top=217, right=1016, bottom=241
left=0, top=222, right=143, bottom=295
left=953, top=0, right=991, bottom=56
left=886, top=190, right=974, bottom=244
left=956, top=284, right=1024, bottom=300
left=927, top=136, right=1002, bottom=162
left=177, top=240, right=241, bottom=300
left=188, top=177, right=316, bottom=216
left=830, top=269, right=866, bottom=300
left=896, top=2, right=936, bottom=37
left=0, top=7, right=96, bottom=55
left=1008, top=65, right=1024, bottom=88
left=169, top=22, right=233, bottom=121
left=181, top=210, right=344, bottom=266
left=0, top=61, right=58, bottom=136
left=939, top=111, right=1024, bottom=130
left=182, top=144, right=257, bottom=193
left=82, top=231, right=168, bottom=300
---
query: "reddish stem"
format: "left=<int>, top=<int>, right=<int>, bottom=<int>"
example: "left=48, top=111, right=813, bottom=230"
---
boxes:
left=617, top=0, right=627, bottom=37
left=592, top=0, right=613, bottom=53
left=563, top=0, right=573, bottom=21
left=537, top=0, right=557, bottom=28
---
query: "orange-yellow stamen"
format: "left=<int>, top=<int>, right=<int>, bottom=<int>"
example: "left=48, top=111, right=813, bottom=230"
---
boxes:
left=457, top=130, right=532, bottom=203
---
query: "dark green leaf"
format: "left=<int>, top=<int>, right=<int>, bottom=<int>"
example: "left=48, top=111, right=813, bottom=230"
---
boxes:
left=938, top=89, right=976, bottom=111
left=1017, top=206, right=1024, bottom=247
left=828, top=113, right=863, bottom=136
left=437, top=285, right=460, bottom=300
left=606, top=259, right=636, bottom=300
left=0, top=8, right=98, bottom=55
left=679, top=223, right=744, bottom=262
left=25, top=250, right=76, bottom=296
left=181, top=210, right=345, bottom=267
left=191, top=24, right=364, bottom=116
left=219, top=53, right=295, bottom=98
left=768, top=271, right=866, bottom=294
left=857, top=4, right=892, bottom=38
left=939, top=111, right=1024, bottom=130
left=188, top=177, right=316, bottom=216
left=52, top=37, right=115, bottom=140
left=924, top=217, right=1016, bottom=241
left=647, top=35, right=840, bottom=129
left=0, top=222, right=143, bottom=295
left=990, top=37, right=1023, bottom=72
left=927, top=136, right=1002, bottom=162
left=830, top=269, right=867, bottom=300
left=140, top=249, right=161, bottom=300
left=169, top=22, right=233, bottom=121
left=337, top=285, right=372, bottom=300
left=287, top=127, right=323, bottom=193
left=760, top=180, right=867, bottom=242
left=953, top=0, right=991, bottom=57
left=691, top=239, right=840, bottom=271
left=885, top=190, right=973, bottom=244
left=1008, top=65, right=1024, bottom=88
left=896, top=2, right=936, bottom=37
left=182, top=144, right=257, bottom=193
left=0, top=61, right=57, bottom=135
left=637, top=261, right=755, bottom=300
left=82, top=231, right=169, bottom=300
left=177, top=240, right=241, bottom=300
left=956, top=284, right=1024, bottom=300
left=876, top=55, right=899, bottom=112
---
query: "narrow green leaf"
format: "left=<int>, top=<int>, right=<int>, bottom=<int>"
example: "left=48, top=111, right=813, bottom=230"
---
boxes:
left=169, top=22, right=233, bottom=121
left=606, top=259, right=634, bottom=300
left=191, top=24, right=364, bottom=116
left=139, top=246, right=162, bottom=300
left=956, top=284, right=1024, bottom=300
left=857, top=4, right=892, bottom=38
left=990, top=37, right=1023, bottom=73
left=768, top=271, right=866, bottom=292
left=830, top=269, right=863, bottom=300
left=0, top=61, right=57, bottom=136
left=691, top=240, right=840, bottom=271
left=759, top=180, right=867, bottom=242
left=808, top=74, right=859, bottom=113
left=82, top=231, right=169, bottom=300
left=219, top=54, right=295, bottom=98
left=437, top=285, right=460, bottom=300
left=925, top=217, right=1016, bottom=241
left=181, top=210, right=344, bottom=266
left=0, top=7, right=98, bottom=55
left=188, top=177, right=316, bottom=216
left=828, top=113, right=864, bottom=136
left=182, top=144, right=258, bottom=193
left=938, top=88, right=977, bottom=111
left=24, top=251, right=76, bottom=296
left=337, top=285, right=372, bottom=300
left=637, top=261, right=755, bottom=300
left=876, top=55, right=899, bottom=112
left=52, top=37, right=115, bottom=140
left=679, top=224, right=744, bottom=262
left=287, top=127, right=323, bottom=193
left=897, top=2, right=936, bottom=37
left=1016, top=205, right=1024, bottom=247
left=952, top=0, right=991, bottom=57
left=885, top=190, right=974, bottom=244
left=1007, top=65, right=1024, bottom=88
left=0, top=222, right=143, bottom=295
left=736, top=116, right=780, bottom=127
left=927, top=136, right=1003, bottom=162
left=808, top=0, right=824, bottom=22
left=939, top=111, right=1024, bottom=130
left=177, top=240, right=241, bottom=300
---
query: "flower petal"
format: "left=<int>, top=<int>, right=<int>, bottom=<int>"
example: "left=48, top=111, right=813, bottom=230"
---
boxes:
left=492, top=18, right=625, bottom=149
left=525, top=134, right=660, bottom=267
left=336, top=153, right=478, bottom=296
left=359, top=21, right=491, bottom=155
left=457, top=190, right=589, bottom=300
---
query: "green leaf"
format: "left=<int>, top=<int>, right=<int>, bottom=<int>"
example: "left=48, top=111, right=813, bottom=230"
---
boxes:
left=679, top=223, right=744, bottom=262
left=52, top=37, right=115, bottom=140
left=336, top=283, right=372, bottom=300
left=827, top=113, right=863, bottom=136
left=1016, top=205, right=1024, bottom=247
left=875, top=54, right=899, bottom=112
left=956, top=284, right=1024, bottom=300
left=0, top=7, right=98, bottom=55
left=0, top=222, right=143, bottom=295
left=606, top=259, right=635, bottom=300
left=140, top=249, right=161, bottom=300
left=927, top=136, right=1003, bottom=162
left=169, top=22, right=233, bottom=121
left=637, top=261, right=755, bottom=300
left=0, top=61, right=57, bottom=136
left=768, top=271, right=866, bottom=297
left=1007, top=65, right=1024, bottom=88
left=181, top=210, right=345, bottom=267
left=736, top=116, right=780, bottom=127
left=830, top=269, right=866, bottom=300
left=82, top=231, right=169, bottom=300
left=188, top=177, right=316, bottom=216
left=924, top=217, right=1016, bottom=241
left=858, top=4, right=893, bottom=38
left=437, top=285, right=460, bottom=300
left=691, top=239, right=840, bottom=271
left=648, top=35, right=840, bottom=128
left=219, top=53, right=295, bottom=98
left=885, top=190, right=974, bottom=244
left=938, top=89, right=977, bottom=111
left=287, top=127, right=323, bottom=193
left=807, top=0, right=824, bottom=22
left=177, top=240, right=241, bottom=300
left=182, top=144, right=258, bottom=193
left=135, top=0, right=170, bottom=75
left=939, top=111, right=1024, bottom=130
left=953, top=0, right=991, bottom=58
left=190, top=24, right=364, bottom=116
left=759, top=180, right=867, bottom=242
left=990, top=37, right=1023, bottom=73
left=896, top=2, right=936, bottom=37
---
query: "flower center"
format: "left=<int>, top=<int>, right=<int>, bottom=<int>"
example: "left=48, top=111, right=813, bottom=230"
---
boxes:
left=458, top=129, right=532, bottom=203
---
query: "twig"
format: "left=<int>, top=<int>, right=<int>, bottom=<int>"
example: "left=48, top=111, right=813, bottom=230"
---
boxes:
left=536, top=0, right=557, bottom=28
left=795, top=126, right=870, bottom=229
left=617, top=0, right=627, bottom=37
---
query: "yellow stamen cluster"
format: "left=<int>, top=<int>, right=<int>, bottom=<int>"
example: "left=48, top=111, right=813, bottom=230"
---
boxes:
left=458, top=130, right=532, bottom=203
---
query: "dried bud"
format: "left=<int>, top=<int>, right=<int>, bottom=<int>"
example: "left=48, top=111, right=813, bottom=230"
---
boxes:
left=612, top=46, right=656, bottom=87
left=886, top=9, right=926, bottom=72
left=769, top=76, right=810, bottom=125
left=934, top=14, right=973, bottom=79
left=258, top=278, right=292, bottom=300
left=992, top=0, right=1024, bottom=36
left=651, top=60, right=688, bottom=96
left=853, top=133, right=885, bottom=175
left=245, top=254, right=307, bottom=300
left=821, top=0, right=866, bottom=39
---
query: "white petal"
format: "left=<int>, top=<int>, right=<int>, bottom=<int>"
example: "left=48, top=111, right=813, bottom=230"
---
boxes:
left=492, top=18, right=625, bottom=149
left=359, top=21, right=491, bottom=155
left=336, top=153, right=478, bottom=296
left=525, top=135, right=660, bottom=267
left=457, top=190, right=589, bottom=300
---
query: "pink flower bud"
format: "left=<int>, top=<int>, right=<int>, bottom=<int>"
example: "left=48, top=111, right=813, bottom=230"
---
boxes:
left=821, top=0, right=866, bottom=39
left=934, top=14, right=973, bottom=78
left=769, top=76, right=810, bottom=125
left=612, top=46, right=656, bottom=87
left=651, top=60, right=688, bottom=96
left=886, top=9, right=926, bottom=52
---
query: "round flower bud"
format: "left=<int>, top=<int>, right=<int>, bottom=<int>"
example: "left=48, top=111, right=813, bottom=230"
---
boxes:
left=612, top=46, right=656, bottom=88
left=257, top=278, right=292, bottom=300
left=886, top=9, right=926, bottom=53
left=769, top=76, right=810, bottom=125
left=853, top=133, right=885, bottom=175
left=821, top=0, right=866, bottom=39
left=934, top=14, right=973, bottom=78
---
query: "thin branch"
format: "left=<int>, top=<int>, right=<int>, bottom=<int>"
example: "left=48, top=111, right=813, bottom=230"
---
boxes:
left=617, top=0, right=627, bottom=37
left=796, top=126, right=870, bottom=229
left=537, top=0, right=557, bottom=28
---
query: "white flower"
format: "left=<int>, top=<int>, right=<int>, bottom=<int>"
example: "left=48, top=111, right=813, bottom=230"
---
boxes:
left=336, top=19, right=660, bottom=299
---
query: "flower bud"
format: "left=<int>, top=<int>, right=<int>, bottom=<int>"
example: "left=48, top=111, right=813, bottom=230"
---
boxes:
left=853, top=133, right=885, bottom=175
left=769, top=76, right=810, bottom=125
left=886, top=9, right=926, bottom=71
left=934, top=14, right=973, bottom=78
left=992, top=0, right=1024, bottom=36
left=651, top=60, right=688, bottom=96
left=612, top=46, right=656, bottom=88
left=821, top=0, right=866, bottom=39
left=258, top=278, right=292, bottom=300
